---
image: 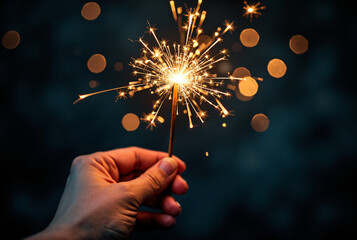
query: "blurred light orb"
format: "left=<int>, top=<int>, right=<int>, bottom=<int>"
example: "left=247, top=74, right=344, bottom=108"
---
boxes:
left=89, top=80, right=99, bottom=88
left=232, top=41, right=242, bottom=52
left=238, top=77, right=259, bottom=97
left=222, top=123, right=227, bottom=128
left=81, top=2, right=101, bottom=21
left=251, top=114, right=269, bottom=132
left=240, top=28, right=260, bottom=48
left=2, top=30, right=20, bottom=49
left=218, top=61, right=233, bottom=74
left=267, top=58, right=287, bottom=78
left=122, top=113, right=140, bottom=131
left=233, top=67, right=251, bottom=79
left=235, top=89, right=254, bottom=102
left=87, top=54, right=106, bottom=73
left=289, top=35, right=308, bottom=54
left=114, top=62, right=124, bottom=72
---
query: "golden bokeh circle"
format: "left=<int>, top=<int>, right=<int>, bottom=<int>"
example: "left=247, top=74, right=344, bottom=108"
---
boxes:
left=87, top=54, right=107, bottom=73
left=2, top=30, right=20, bottom=50
left=233, top=67, right=251, bottom=79
left=122, top=113, right=140, bottom=132
left=267, top=58, right=287, bottom=78
left=81, top=2, right=101, bottom=21
left=251, top=114, right=269, bottom=132
left=238, top=77, right=259, bottom=97
left=235, top=89, right=254, bottom=102
left=289, top=35, right=308, bottom=54
left=240, top=28, right=260, bottom=48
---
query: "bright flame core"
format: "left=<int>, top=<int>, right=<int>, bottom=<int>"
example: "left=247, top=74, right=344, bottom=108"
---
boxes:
left=171, top=73, right=187, bottom=84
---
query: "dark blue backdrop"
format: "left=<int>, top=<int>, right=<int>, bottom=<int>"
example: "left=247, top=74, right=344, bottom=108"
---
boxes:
left=1, top=0, right=356, bottom=239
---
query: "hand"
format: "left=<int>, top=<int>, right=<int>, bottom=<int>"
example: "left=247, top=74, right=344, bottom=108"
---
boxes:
left=27, top=147, right=188, bottom=240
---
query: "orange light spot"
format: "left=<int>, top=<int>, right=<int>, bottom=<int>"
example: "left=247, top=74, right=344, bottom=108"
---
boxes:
left=238, top=77, right=259, bottom=97
left=89, top=80, right=99, bottom=88
left=122, top=113, right=140, bottom=131
left=240, top=28, right=260, bottom=48
left=157, top=116, right=165, bottom=123
left=81, top=2, right=101, bottom=21
left=114, top=62, right=124, bottom=72
left=2, top=30, right=20, bottom=49
left=267, top=59, right=287, bottom=78
left=233, top=67, right=251, bottom=79
left=289, top=35, right=308, bottom=54
left=87, top=54, right=106, bottom=73
left=235, top=89, right=254, bottom=102
left=222, top=123, right=227, bottom=128
left=251, top=113, right=269, bottom=132
left=205, top=152, right=209, bottom=157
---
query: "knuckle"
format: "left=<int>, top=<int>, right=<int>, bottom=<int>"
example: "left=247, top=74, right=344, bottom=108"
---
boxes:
left=144, top=172, right=162, bottom=193
left=71, top=156, right=87, bottom=170
left=117, top=184, right=141, bottom=208
left=71, top=152, right=103, bottom=170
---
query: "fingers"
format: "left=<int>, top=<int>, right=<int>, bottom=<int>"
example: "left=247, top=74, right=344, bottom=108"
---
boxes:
left=120, top=172, right=189, bottom=195
left=144, top=195, right=181, bottom=216
left=96, top=147, right=186, bottom=176
left=161, top=195, right=181, bottom=216
left=171, top=175, right=189, bottom=195
left=135, top=211, right=176, bottom=230
left=126, top=157, right=178, bottom=204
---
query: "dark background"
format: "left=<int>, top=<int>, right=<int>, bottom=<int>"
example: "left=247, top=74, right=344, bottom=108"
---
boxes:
left=1, top=0, right=356, bottom=239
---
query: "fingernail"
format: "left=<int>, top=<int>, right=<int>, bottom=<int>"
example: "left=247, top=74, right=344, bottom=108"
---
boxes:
left=159, top=157, right=177, bottom=175
left=176, top=201, right=181, bottom=208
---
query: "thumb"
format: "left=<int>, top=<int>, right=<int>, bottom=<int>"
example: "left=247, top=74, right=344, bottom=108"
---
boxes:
left=128, top=157, right=178, bottom=204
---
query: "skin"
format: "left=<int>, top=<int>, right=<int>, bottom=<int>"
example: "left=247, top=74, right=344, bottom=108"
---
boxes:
left=26, top=147, right=189, bottom=240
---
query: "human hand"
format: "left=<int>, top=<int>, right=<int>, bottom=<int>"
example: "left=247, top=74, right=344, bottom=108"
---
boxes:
left=27, top=147, right=188, bottom=240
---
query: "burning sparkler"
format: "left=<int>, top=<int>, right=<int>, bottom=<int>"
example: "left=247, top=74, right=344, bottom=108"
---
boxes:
left=243, top=1, right=266, bottom=21
left=74, top=0, right=260, bottom=157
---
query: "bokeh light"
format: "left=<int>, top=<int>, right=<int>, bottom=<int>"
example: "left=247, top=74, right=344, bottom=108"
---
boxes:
left=240, top=28, right=260, bottom=48
left=87, top=54, right=106, bottom=73
left=289, top=35, right=308, bottom=54
left=232, top=42, right=242, bottom=52
left=114, top=62, right=124, bottom=72
left=235, top=89, right=254, bottom=102
left=267, top=58, right=287, bottom=78
left=122, top=113, right=140, bottom=132
left=238, top=77, right=259, bottom=97
left=232, top=67, right=251, bottom=79
left=2, top=30, right=20, bottom=50
left=89, top=80, right=99, bottom=88
left=251, top=113, right=269, bottom=132
left=81, top=2, right=101, bottom=21
left=218, top=61, right=233, bottom=74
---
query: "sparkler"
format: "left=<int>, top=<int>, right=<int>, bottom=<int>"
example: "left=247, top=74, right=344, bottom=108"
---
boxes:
left=243, top=1, right=266, bottom=21
left=74, top=0, right=259, bottom=157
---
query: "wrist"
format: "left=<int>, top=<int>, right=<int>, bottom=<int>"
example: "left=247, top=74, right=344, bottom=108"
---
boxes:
left=26, top=223, right=85, bottom=240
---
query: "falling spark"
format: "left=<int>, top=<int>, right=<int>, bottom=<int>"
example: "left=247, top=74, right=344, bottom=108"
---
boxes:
left=243, top=1, right=266, bottom=21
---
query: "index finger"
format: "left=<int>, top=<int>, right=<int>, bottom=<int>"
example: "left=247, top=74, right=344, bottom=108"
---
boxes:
left=98, top=147, right=186, bottom=176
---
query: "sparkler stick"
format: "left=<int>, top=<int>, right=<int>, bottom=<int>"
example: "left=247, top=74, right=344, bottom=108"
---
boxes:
left=168, top=84, right=179, bottom=157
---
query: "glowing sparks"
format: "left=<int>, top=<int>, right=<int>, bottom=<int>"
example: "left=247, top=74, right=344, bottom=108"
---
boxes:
left=243, top=1, right=266, bottom=21
left=74, top=0, right=261, bottom=129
